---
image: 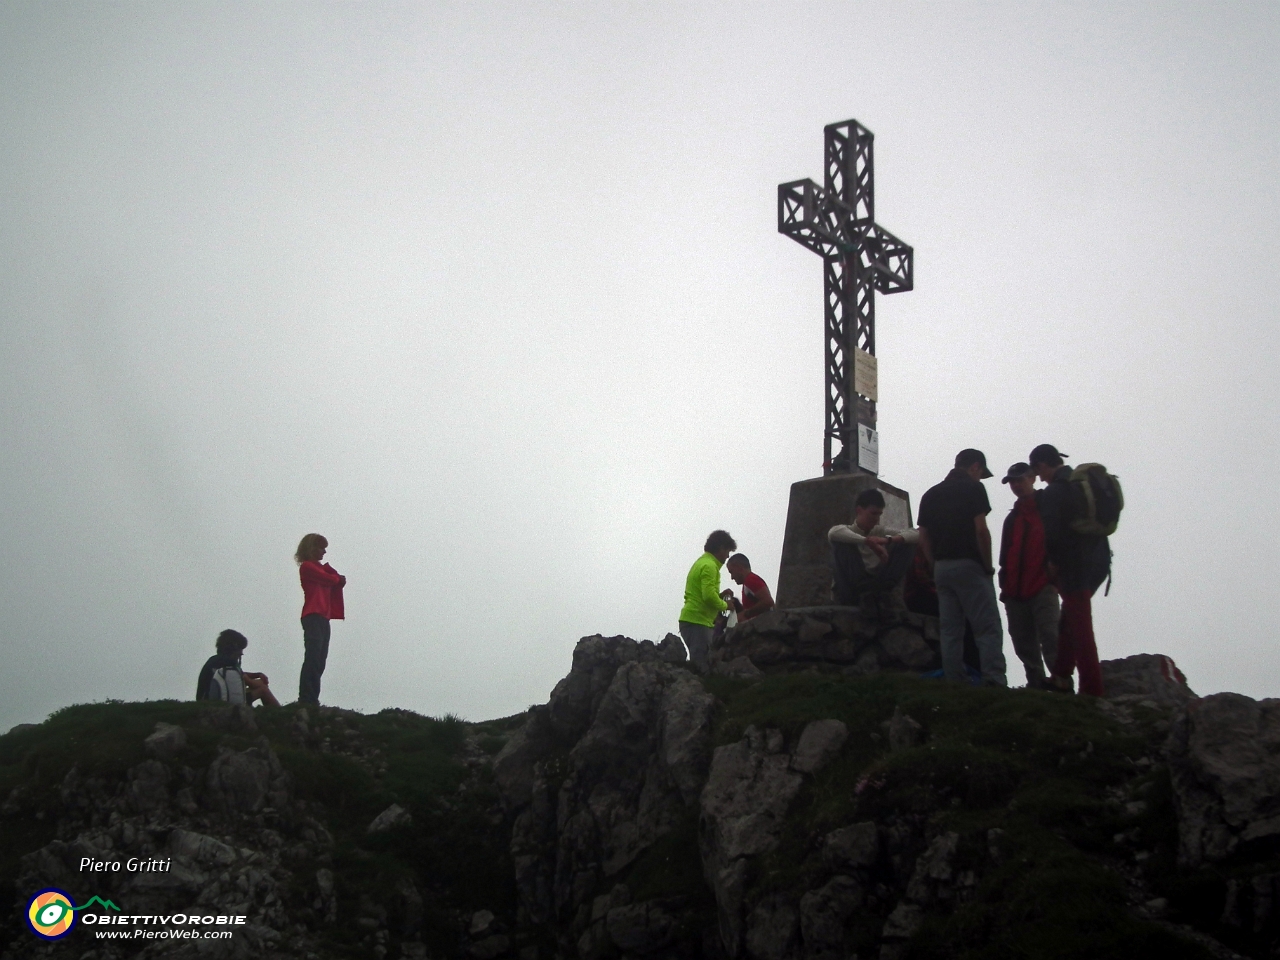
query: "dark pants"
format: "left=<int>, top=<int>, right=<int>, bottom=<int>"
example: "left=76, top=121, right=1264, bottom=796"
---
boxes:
left=299, top=614, right=331, bottom=705
left=1053, top=589, right=1103, bottom=696
left=832, top=541, right=917, bottom=606
left=679, top=621, right=714, bottom=673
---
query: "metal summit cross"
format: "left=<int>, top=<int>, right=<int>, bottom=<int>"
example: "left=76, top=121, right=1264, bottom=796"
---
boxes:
left=779, top=120, right=914, bottom=476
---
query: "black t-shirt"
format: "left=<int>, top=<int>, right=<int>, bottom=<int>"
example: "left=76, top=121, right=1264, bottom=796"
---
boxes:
left=917, top=469, right=992, bottom=564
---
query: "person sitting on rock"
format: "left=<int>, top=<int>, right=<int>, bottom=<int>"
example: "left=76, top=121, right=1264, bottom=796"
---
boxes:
left=829, top=488, right=919, bottom=611
left=725, top=554, right=775, bottom=623
left=196, top=629, right=280, bottom=707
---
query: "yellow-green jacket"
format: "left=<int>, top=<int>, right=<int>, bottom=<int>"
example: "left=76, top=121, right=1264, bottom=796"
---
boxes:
left=679, top=552, right=728, bottom=627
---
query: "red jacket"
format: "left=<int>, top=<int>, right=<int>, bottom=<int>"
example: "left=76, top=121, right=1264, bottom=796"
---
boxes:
left=300, top=561, right=345, bottom=619
left=999, top=497, right=1050, bottom=601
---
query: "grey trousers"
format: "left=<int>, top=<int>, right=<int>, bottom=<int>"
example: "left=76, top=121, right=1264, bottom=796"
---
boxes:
left=1003, top=585, right=1060, bottom=684
left=679, top=621, right=714, bottom=673
left=934, top=559, right=1007, bottom=686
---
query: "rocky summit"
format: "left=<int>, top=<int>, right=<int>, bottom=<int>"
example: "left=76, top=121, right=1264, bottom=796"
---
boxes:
left=3, top=620, right=1280, bottom=960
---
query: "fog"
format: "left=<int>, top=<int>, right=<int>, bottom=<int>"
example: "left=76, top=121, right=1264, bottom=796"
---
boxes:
left=3, top=3, right=1278, bottom=730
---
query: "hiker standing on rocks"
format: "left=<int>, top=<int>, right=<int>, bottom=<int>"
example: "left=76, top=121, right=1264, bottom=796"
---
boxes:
left=828, top=487, right=920, bottom=612
left=296, top=533, right=346, bottom=706
left=998, top=462, right=1059, bottom=687
left=725, top=554, right=775, bottom=622
left=1030, top=444, right=1114, bottom=697
left=679, top=530, right=736, bottom=672
left=917, top=449, right=1007, bottom=687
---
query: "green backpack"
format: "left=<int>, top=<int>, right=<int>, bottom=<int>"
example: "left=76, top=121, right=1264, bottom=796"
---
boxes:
left=1068, top=463, right=1123, bottom=537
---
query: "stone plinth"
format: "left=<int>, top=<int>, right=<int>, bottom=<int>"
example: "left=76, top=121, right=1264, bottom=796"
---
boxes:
left=775, top=474, right=913, bottom=609
left=711, top=606, right=939, bottom=676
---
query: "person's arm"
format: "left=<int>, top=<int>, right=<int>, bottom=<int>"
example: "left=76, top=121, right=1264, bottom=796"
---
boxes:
left=828, top=524, right=864, bottom=545
left=881, top=527, right=920, bottom=546
left=916, top=526, right=935, bottom=574
left=195, top=661, right=212, bottom=701
left=974, top=514, right=994, bottom=575
left=702, top=562, right=728, bottom=615
left=301, top=561, right=343, bottom=586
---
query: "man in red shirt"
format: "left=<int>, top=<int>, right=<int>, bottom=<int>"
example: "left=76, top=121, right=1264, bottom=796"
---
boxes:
left=725, top=555, right=775, bottom=622
left=998, top=462, right=1059, bottom=687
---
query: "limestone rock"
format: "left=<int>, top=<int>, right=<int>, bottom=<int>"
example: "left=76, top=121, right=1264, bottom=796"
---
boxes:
left=1102, top=653, right=1197, bottom=709
left=501, top=635, right=716, bottom=944
left=606, top=899, right=681, bottom=953
left=144, top=721, right=188, bottom=761
left=127, top=759, right=171, bottom=813
left=714, top=656, right=764, bottom=679
left=169, top=828, right=238, bottom=866
left=205, top=743, right=290, bottom=814
left=823, top=822, right=880, bottom=870
left=887, top=706, right=924, bottom=752
left=1168, top=692, right=1280, bottom=865
left=791, top=719, right=848, bottom=774
left=800, top=875, right=863, bottom=959
left=881, top=901, right=924, bottom=941
left=701, top=726, right=805, bottom=957
left=493, top=706, right=555, bottom=812
left=904, top=832, right=958, bottom=904
left=744, top=895, right=798, bottom=960
left=368, top=803, right=413, bottom=834
left=719, top=606, right=940, bottom=676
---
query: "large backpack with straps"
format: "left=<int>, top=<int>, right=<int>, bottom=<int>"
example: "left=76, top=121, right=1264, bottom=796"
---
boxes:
left=207, top=664, right=247, bottom=705
left=1068, top=463, right=1124, bottom=537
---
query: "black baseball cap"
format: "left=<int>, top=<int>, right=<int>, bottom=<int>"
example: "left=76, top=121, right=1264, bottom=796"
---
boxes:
left=1002, top=462, right=1032, bottom=484
left=955, top=448, right=993, bottom=479
left=1028, top=443, right=1068, bottom=467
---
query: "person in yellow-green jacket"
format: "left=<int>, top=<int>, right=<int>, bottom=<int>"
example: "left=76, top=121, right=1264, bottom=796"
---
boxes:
left=679, top=529, right=737, bottom=672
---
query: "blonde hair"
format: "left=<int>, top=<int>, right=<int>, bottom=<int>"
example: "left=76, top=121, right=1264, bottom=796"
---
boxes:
left=295, top=533, right=328, bottom=565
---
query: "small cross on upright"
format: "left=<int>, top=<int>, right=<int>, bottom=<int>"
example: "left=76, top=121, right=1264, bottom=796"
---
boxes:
left=779, top=120, right=914, bottom=476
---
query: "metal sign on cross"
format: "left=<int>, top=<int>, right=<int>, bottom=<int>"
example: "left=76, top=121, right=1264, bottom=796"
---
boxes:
left=778, top=120, right=914, bottom=475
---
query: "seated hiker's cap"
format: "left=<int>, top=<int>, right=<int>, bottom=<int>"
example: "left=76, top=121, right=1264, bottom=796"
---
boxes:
left=1002, top=462, right=1032, bottom=484
left=1028, top=443, right=1068, bottom=466
left=955, top=448, right=993, bottom=479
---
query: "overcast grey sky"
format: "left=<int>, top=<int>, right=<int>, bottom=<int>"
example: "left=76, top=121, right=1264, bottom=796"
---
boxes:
left=3, top=2, right=1278, bottom=730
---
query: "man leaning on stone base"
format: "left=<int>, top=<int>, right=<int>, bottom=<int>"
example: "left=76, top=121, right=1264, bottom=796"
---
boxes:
left=828, top=488, right=919, bottom=615
left=917, top=449, right=1007, bottom=687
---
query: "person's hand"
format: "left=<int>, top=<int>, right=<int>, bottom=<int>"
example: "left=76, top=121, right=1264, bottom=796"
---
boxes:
left=338, top=575, right=347, bottom=587
left=867, top=537, right=889, bottom=562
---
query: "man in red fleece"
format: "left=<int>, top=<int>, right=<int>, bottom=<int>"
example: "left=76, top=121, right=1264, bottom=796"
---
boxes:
left=998, top=462, right=1059, bottom=687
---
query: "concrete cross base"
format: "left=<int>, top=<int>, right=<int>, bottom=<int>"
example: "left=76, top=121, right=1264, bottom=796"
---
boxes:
left=775, top=473, right=913, bottom=609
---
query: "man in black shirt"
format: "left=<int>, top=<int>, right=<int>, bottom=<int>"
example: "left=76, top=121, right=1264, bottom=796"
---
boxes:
left=917, top=449, right=1007, bottom=686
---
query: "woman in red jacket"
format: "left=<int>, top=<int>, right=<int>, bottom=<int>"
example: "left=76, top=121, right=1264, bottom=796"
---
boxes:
left=295, top=533, right=346, bottom=705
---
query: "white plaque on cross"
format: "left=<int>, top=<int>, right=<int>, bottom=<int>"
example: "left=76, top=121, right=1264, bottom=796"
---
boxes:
left=854, top=349, right=878, bottom=402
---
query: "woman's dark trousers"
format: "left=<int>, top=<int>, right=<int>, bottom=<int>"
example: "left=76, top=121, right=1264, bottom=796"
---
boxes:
left=299, top=614, right=330, bottom=705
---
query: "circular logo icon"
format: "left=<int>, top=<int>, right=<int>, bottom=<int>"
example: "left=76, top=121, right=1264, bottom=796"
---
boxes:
left=27, top=889, right=77, bottom=940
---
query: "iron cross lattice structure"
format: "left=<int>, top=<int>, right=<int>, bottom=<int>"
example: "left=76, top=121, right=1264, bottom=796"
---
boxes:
left=778, top=120, right=913, bottom=475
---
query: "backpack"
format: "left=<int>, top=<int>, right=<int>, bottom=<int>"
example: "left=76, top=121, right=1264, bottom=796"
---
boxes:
left=1068, top=463, right=1124, bottom=537
left=207, top=665, right=247, bottom=705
